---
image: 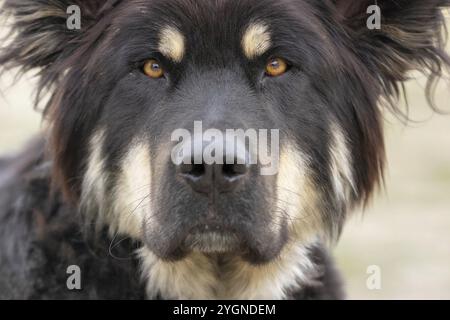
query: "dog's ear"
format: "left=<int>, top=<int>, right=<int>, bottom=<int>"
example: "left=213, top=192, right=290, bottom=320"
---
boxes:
left=0, top=0, right=120, bottom=94
left=333, top=0, right=450, bottom=109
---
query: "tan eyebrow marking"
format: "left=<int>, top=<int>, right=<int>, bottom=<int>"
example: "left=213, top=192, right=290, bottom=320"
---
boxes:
left=242, top=22, right=272, bottom=59
left=158, top=26, right=186, bottom=63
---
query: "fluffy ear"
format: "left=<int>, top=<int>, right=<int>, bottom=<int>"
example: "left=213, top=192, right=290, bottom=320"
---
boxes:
left=0, top=0, right=120, bottom=103
left=333, top=0, right=450, bottom=110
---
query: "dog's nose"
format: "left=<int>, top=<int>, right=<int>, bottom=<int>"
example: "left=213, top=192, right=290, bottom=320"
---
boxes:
left=176, top=136, right=250, bottom=194
left=178, top=157, right=249, bottom=194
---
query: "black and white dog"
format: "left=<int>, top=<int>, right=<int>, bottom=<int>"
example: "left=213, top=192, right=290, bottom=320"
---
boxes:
left=0, top=0, right=449, bottom=299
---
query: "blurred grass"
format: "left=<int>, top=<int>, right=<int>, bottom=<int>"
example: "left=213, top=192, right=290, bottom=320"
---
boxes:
left=335, top=77, right=450, bottom=300
left=0, top=74, right=42, bottom=152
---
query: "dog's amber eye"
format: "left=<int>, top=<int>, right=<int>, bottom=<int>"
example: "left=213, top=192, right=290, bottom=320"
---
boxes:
left=265, top=57, right=288, bottom=77
left=143, top=59, right=165, bottom=78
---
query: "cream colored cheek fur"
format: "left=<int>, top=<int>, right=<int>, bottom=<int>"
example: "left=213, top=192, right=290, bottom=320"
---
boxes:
left=81, top=131, right=151, bottom=239
left=329, top=123, right=356, bottom=204
left=276, top=143, right=324, bottom=241
left=112, top=140, right=151, bottom=239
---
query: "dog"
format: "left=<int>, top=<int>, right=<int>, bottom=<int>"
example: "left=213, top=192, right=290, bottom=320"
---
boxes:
left=0, top=0, right=449, bottom=300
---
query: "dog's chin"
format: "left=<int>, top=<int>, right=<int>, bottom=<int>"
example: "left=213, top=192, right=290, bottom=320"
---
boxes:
left=148, top=226, right=287, bottom=265
left=145, top=210, right=289, bottom=264
left=184, top=230, right=241, bottom=254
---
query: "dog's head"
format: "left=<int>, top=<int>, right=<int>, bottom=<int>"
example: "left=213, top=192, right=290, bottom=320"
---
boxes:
left=2, top=0, right=449, bottom=264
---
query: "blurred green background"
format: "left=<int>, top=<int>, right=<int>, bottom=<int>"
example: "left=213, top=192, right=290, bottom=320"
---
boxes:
left=1, top=40, right=450, bottom=301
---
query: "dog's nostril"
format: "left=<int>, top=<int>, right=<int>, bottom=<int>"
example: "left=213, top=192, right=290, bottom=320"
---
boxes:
left=179, top=163, right=192, bottom=174
left=179, top=163, right=205, bottom=177
left=222, top=163, right=248, bottom=177
left=178, top=161, right=249, bottom=194
left=190, top=164, right=205, bottom=177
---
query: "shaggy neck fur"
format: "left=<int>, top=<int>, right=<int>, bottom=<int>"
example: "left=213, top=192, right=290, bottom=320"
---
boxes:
left=138, top=242, right=319, bottom=300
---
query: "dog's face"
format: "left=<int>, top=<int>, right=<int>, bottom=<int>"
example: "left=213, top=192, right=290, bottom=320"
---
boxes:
left=75, top=0, right=371, bottom=264
left=2, top=0, right=448, bottom=266
left=82, top=0, right=344, bottom=263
